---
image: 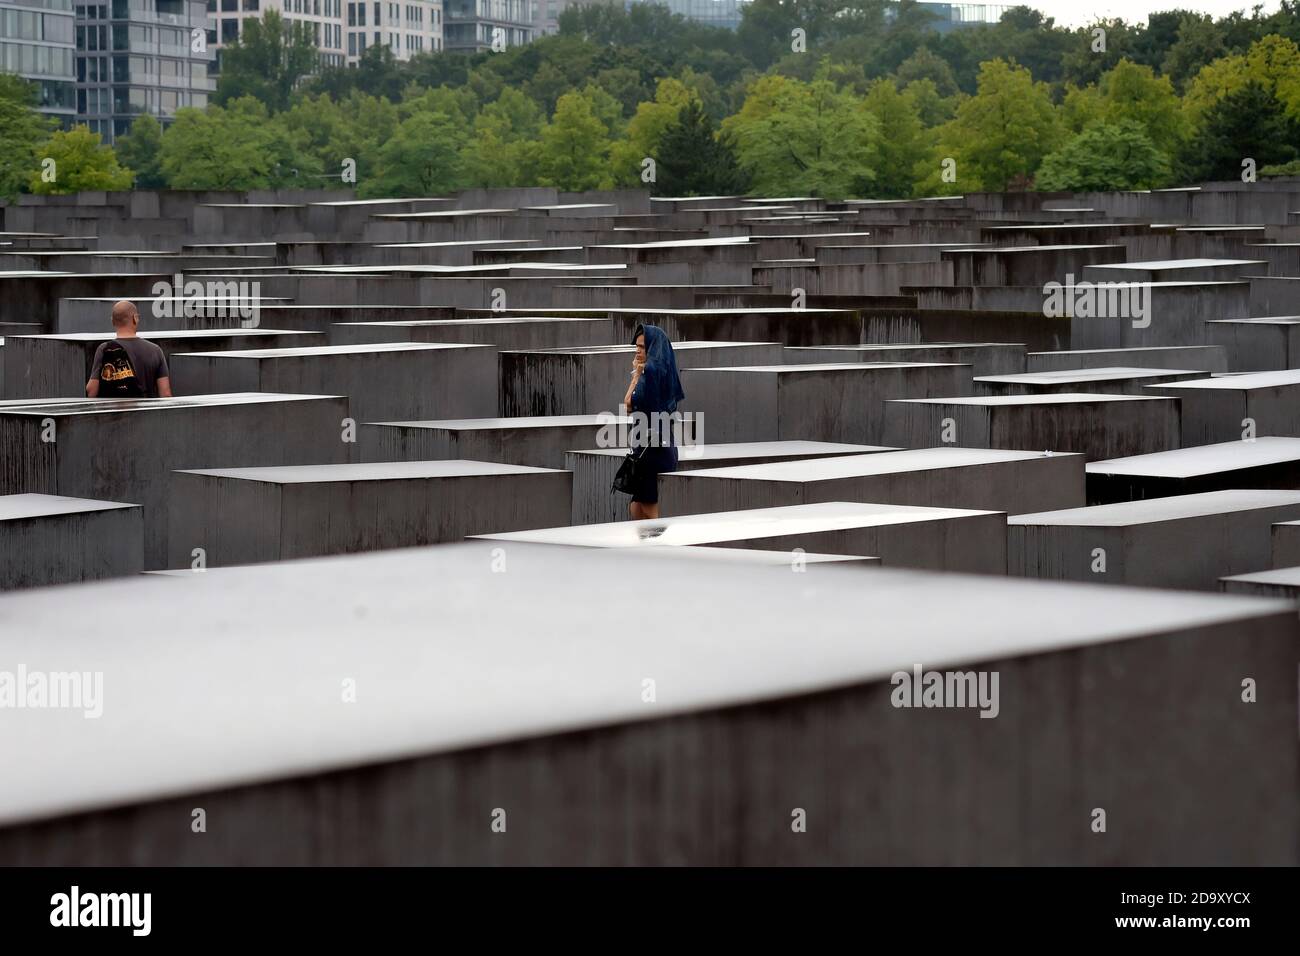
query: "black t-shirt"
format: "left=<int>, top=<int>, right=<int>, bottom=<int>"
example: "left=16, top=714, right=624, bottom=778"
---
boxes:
left=89, top=337, right=170, bottom=397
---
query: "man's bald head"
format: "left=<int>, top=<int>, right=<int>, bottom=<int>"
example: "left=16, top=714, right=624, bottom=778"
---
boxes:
left=111, top=300, right=139, bottom=330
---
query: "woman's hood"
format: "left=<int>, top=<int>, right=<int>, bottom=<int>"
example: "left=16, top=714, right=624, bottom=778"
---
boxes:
left=632, top=323, right=686, bottom=413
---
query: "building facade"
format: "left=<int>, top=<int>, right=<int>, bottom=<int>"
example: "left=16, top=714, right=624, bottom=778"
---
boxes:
left=206, top=1, right=443, bottom=70
left=208, top=0, right=344, bottom=68
left=1, top=0, right=76, bottom=122
left=75, top=0, right=215, bottom=143
left=642, top=0, right=744, bottom=30
left=343, top=0, right=443, bottom=64
left=897, top=2, right=1011, bottom=33
left=443, top=0, right=529, bottom=53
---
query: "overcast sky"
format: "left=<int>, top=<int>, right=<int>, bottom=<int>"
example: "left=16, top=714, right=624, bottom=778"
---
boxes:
left=1023, top=0, right=1282, bottom=28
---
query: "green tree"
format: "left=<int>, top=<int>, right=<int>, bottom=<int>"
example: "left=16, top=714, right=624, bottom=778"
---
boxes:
left=610, top=78, right=696, bottom=187
left=1161, top=13, right=1229, bottom=90
left=29, top=125, right=133, bottom=194
left=0, top=74, right=53, bottom=199
left=161, top=97, right=321, bottom=189
left=1179, top=81, right=1299, bottom=182
left=115, top=114, right=165, bottom=189
left=594, top=66, right=649, bottom=118
left=918, top=58, right=1063, bottom=193
left=1059, top=18, right=1140, bottom=87
left=215, top=10, right=320, bottom=111
left=1036, top=120, right=1172, bottom=191
left=282, top=91, right=398, bottom=188
left=737, top=0, right=888, bottom=70
left=862, top=78, right=927, bottom=198
left=901, top=77, right=957, bottom=127
left=722, top=72, right=881, bottom=198
left=1184, top=35, right=1300, bottom=128
left=362, top=108, right=469, bottom=197
left=535, top=89, right=615, bottom=191
left=1098, top=59, right=1187, bottom=156
left=895, top=46, right=959, bottom=97
left=654, top=99, right=749, bottom=196
left=1060, top=84, right=1106, bottom=133
left=461, top=87, right=543, bottom=188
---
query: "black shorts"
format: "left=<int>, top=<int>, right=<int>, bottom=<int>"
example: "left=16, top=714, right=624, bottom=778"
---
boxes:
left=629, top=447, right=678, bottom=505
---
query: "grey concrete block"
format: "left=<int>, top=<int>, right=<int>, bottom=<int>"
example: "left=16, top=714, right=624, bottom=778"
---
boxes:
left=1026, top=345, right=1228, bottom=373
left=684, top=363, right=973, bottom=444
left=500, top=341, right=782, bottom=417
left=1069, top=281, right=1251, bottom=350
left=569, top=440, right=892, bottom=524
left=1271, top=520, right=1300, bottom=569
left=2, top=329, right=323, bottom=399
left=785, top=342, right=1026, bottom=376
left=973, top=366, right=1206, bottom=396
left=0, top=493, right=142, bottom=589
left=1205, top=317, right=1300, bottom=371
left=329, top=315, right=615, bottom=349
left=1220, top=566, right=1300, bottom=599
left=0, top=542, right=1292, bottom=864
left=1087, top=438, right=1300, bottom=503
left=595, top=545, right=881, bottom=568
left=55, top=296, right=294, bottom=333
left=0, top=393, right=350, bottom=568
left=606, top=308, right=864, bottom=347
left=477, top=501, right=1008, bottom=574
left=1008, top=489, right=1300, bottom=589
left=170, top=342, right=496, bottom=422
left=753, top=260, right=954, bottom=296
left=661, top=447, right=1085, bottom=517
left=1249, top=275, right=1300, bottom=315
left=363, top=414, right=631, bottom=469
left=884, top=393, right=1180, bottom=460
left=944, top=243, right=1126, bottom=286
left=1148, top=370, right=1300, bottom=445
left=1084, top=258, right=1266, bottom=283
left=168, top=460, right=571, bottom=568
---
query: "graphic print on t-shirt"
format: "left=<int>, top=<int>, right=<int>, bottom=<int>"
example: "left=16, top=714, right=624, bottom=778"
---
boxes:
left=98, top=342, right=144, bottom=398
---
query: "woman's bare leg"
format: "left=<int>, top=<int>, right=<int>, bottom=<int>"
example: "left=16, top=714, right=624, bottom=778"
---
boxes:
left=642, top=502, right=661, bottom=520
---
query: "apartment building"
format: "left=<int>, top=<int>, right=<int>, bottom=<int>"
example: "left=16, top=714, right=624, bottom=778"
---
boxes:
left=344, top=0, right=443, bottom=64
left=1, top=0, right=76, bottom=122
left=443, top=0, right=529, bottom=53
left=208, top=0, right=346, bottom=68
left=75, top=0, right=215, bottom=142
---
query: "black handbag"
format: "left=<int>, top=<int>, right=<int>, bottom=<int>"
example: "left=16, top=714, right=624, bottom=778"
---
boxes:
left=612, top=446, right=648, bottom=495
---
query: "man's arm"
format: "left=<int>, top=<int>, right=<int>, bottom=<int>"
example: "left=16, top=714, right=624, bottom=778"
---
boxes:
left=154, top=347, right=171, bottom=397
left=86, top=344, right=104, bottom=397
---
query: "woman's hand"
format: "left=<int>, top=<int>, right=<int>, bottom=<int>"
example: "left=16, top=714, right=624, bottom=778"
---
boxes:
left=624, top=359, right=643, bottom=409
